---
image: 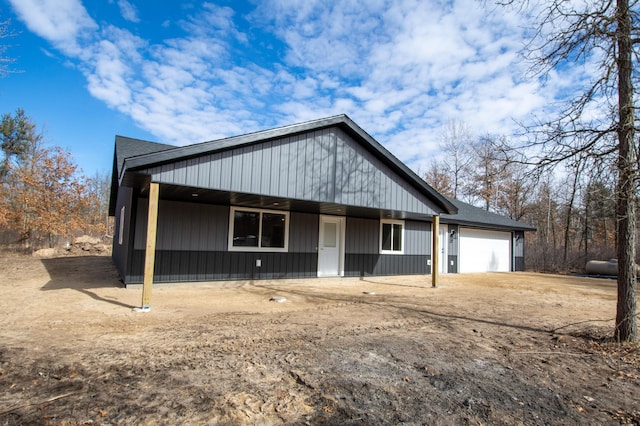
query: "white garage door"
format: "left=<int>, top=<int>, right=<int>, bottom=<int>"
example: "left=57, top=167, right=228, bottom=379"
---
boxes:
left=459, top=228, right=511, bottom=272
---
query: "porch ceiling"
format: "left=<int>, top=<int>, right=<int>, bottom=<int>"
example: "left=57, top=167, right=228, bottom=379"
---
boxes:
left=141, top=183, right=435, bottom=222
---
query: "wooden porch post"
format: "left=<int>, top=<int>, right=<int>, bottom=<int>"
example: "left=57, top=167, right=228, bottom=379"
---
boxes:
left=432, top=215, right=439, bottom=288
left=140, top=182, right=159, bottom=311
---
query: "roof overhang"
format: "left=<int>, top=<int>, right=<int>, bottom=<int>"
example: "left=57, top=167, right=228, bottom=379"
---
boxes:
left=440, top=218, right=536, bottom=232
left=145, top=182, right=441, bottom=222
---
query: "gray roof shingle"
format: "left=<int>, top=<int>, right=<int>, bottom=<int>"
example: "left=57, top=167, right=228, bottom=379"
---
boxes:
left=441, top=197, right=536, bottom=231
left=114, top=135, right=174, bottom=177
left=109, top=136, right=175, bottom=215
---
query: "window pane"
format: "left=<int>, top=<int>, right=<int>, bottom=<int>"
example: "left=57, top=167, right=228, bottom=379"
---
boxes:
left=324, top=222, right=337, bottom=247
left=381, top=223, right=392, bottom=251
left=392, top=223, right=402, bottom=251
left=233, top=211, right=259, bottom=246
left=261, top=213, right=286, bottom=248
left=118, top=206, right=125, bottom=245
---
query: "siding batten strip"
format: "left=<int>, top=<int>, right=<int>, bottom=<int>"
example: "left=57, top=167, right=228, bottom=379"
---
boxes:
left=140, top=182, right=159, bottom=311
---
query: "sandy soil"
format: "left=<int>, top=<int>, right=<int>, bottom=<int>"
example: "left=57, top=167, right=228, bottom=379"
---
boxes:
left=0, top=254, right=639, bottom=425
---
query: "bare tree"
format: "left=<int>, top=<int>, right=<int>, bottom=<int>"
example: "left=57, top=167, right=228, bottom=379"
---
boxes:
left=562, top=161, right=584, bottom=265
left=496, top=164, right=531, bottom=220
left=581, top=177, right=616, bottom=260
left=423, top=159, right=454, bottom=197
left=502, top=0, right=639, bottom=341
left=0, top=17, right=17, bottom=77
left=523, top=174, right=561, bottom=272
left=439, top=119, right=474, bottom=199
left=467, top=135, right=507, bottom=211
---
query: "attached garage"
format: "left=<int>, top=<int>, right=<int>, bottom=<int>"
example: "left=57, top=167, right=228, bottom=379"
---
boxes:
left=459, top=228, right=511, bottom=272
left=440, top=197, right=535, bottom=273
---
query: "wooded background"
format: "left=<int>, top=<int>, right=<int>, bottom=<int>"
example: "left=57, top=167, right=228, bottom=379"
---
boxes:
left=0, top=108, right=620, bottom=275
left=422, top=119, right=618, bottom=274
left=0, top=109, right=111, bottom=251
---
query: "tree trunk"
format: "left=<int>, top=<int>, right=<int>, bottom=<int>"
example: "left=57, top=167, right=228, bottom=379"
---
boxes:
left=582, top=185, right=589, bottom=261
left=614, top=0, right=637, bottom=342
left=564, top=167, right=579, bottom=265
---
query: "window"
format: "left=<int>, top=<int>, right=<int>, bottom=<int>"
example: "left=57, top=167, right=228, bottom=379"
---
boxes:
left=118, top=206, right=125, bottom=245
left=380, top=219, right=404, bottom=254
left=229, top=207, right=289, bottom=252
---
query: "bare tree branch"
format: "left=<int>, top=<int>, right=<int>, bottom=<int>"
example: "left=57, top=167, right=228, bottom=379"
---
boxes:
left=500, top=0, right=639, bottom=341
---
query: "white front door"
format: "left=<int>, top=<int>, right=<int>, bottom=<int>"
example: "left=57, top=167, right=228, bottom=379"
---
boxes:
left=439, top=224, right=448, bottom=274
left=318, top=216, right=343, bottom=276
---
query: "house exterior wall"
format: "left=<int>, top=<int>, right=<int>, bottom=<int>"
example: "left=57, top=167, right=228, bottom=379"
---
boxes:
left=115, top=193, right=529, bottom=283
left=343, top=217, right=431, bottom=277
left=133, top=200, right=228, bottom=251
left=137, top=128, right=440, bottom=216
left=111, top=186, right=135, bottom=280
left=124, top=200, right=320, bottom=283
left=120, top=198, right=436, bottom=284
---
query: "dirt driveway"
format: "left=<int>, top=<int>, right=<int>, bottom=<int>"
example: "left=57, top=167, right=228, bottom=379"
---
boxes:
left=1, top=254, right=639, bottom=425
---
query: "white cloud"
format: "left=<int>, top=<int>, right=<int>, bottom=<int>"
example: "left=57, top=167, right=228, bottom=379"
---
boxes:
left=81, top=25, right=145, bottom=109
left=255, top=0, right=388, bottom=79
left=84, top=38, right=134, bottom=109
left=117, top=0, right=140, bottom=23
left=8, top=0, right=591, bottom=174
left=181, top=3, right=247, bottom=43
left=40, top=48, right=55, bottom=58
left=8, top=0, right=97, bottom=55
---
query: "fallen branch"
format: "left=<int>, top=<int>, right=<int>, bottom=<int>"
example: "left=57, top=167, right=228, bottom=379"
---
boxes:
left=551, top=313, right=640, bottom=337
left=0, top=391, right=78, bottom=416
left=512, top=351, right=588, bottom=357
left=551, top=318, right=613, bottom=333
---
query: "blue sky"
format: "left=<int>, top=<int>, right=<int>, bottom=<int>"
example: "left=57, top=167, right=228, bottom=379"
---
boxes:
left=0, top=0, right=573, bottom=178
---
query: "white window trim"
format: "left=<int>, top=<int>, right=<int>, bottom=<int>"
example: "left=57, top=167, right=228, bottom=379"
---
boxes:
left=380, top=219, right=405, bottom=254
left=228, top=206, right=290, bottom=252
left=118, top=206, right=125, bottom=245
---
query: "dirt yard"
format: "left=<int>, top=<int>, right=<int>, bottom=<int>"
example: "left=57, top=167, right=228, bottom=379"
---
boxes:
left=0, top=254, right=639, bottom=425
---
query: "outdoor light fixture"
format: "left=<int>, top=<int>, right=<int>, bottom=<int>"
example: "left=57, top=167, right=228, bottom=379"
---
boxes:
left=450, top=229, right=457, bottom=238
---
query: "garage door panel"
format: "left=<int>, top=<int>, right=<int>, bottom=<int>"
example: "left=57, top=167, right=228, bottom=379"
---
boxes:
left=459, top=228, right=510, bottom=272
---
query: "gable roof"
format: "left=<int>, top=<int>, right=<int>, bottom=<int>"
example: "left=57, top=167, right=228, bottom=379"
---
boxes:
left=114, top=136, right=174, bottom=177
left=109, top=136, right=175, bottom=215
left=111, top=115, right=458, bottom=216
left=441, top=197, right=536, bottom=231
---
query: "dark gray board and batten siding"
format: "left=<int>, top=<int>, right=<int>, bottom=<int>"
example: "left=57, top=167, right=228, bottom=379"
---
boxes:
left=137, top=128, right=440, bottom=217
left=344, top=218, right=432, bottom=277
left=120, top=199, right=435, bottom=284
left=111, top=186, right=134, bottom=281
left=124, top=200, right=320, bottom=283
